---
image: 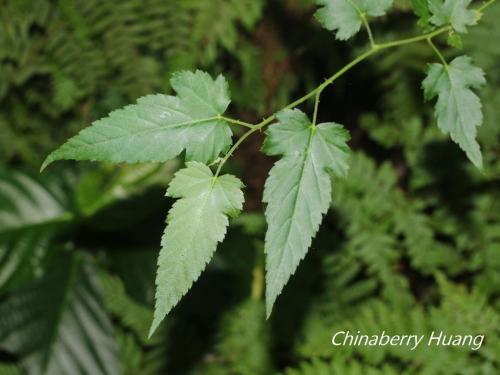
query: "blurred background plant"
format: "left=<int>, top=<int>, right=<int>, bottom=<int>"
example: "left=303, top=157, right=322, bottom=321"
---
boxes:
left=0, top=0, right=499, bottom=374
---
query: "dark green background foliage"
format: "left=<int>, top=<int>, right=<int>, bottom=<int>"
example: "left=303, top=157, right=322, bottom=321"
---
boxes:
left=1, top=0, right=499, bottom=374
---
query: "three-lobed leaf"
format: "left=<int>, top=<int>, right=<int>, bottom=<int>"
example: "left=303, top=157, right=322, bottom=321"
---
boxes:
left=149, top=162, right=244, bottom=336
left=422, top=56, right=486, bottom=168
left=41, top=70, right=233, bottom=171
left=314, top=0, right=393, bottom=40
left=428, top=0, right=477, bottom=33
left=262, top=109, right=350, bottom=316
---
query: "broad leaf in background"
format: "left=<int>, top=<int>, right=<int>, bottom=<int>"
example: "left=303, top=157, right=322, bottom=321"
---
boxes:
left=0, top=170, right=74, bottom=292
left=422, top=56, right=486, bottom=168
left=0, top=253, right=120, bottom=375
left=42, top=70, right=233, bottom=170
left=150, top=162, right=244, bottom=336
left=75, top=162, right=178, bottom=217
left=314, top=0, right=394, bottom=40
left=262, top=109, right=350, bottom=316
left=428, top=0, right=476, bottom=33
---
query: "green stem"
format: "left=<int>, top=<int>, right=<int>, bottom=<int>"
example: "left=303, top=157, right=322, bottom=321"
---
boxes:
left=312, top=91, right=321, bottom=126
left=375, top=26, right=450, bottom=49
left=220, top=116, right=255, bottom=129
left=214, top=9, right=490, bottom=176
left=362, top=14, right=376, bottom=47
left=346, top=0, right=376, bottom=47
left=427, top=37, right=448, bottom=67
left=478, top=0, right=497, bottom=12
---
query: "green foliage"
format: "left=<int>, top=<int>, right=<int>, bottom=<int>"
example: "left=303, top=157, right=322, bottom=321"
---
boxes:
left=0, top=0, right=262, bottom=166
left=262, top=109, right=350, bottom=315
left=0, top=253, right=120, bottom=374
left=150, top=162, right=244, bottom=336
left=193, top=300, right=273, bottom=375
left=411, top=0, right=432, bottom=29
left=422, top=56, right=486, bottom=167
left=100, top=273, right=153, bottom=343
left=0, top=170, right=74, bottom=292
left=314, top=0, right=394, bottom=40
left=42, top=71, right=233, bottom=170
left=428, top=0, right=477, bottom=33
left=1, top=0, right=500, bottom=373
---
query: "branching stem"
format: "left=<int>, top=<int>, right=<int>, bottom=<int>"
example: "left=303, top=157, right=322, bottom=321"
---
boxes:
left=214, top=2, right=494, bottom=177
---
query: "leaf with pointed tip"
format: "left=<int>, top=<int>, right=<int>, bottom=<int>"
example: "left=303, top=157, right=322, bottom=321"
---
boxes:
left=262, top=109, right=350, bottom=316
left=42, top=70, right=233, bottom=171
left=428, top=0, right=477, bottom=33
left=422, top=56, right=486, bottom=168
left=314, top=0, right=393, bottom=40
left=149, top=162, right=244, bottom=336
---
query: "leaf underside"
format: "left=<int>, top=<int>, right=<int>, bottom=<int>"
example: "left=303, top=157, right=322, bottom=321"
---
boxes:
left=149, top=162, right=244, bottom=336
left=422, top=56, right=486, bottom=168
left=41, top=70, right=233, bottom=171
left=262, top=109, right=350, bottom=316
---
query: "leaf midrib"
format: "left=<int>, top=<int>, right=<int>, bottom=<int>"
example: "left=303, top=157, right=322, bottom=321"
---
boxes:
left=62, top=116, right=220, bottom=150
left=268, top=126, right=316, bottom=291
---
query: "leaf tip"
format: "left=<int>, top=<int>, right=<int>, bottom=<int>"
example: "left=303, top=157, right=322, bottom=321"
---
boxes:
left=148, top=318, right=161, bottom=339
left=40, top=156, right=53, bottom=173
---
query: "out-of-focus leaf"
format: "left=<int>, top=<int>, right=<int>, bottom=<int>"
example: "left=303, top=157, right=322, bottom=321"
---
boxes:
left=0, top=252, right=120, bottom=375
left=101, top=272, right=153, bottom=343
left=0, top=170, right=74, bottom=292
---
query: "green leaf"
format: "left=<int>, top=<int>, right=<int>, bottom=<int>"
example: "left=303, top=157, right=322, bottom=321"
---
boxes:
left=447, top=32, right=463, bottom=49
left=422, top=56, right=486, bottom=168
left=411, top=0, right=432, bottom=30
left=314, top=0, right=394, bottom=40
left=42, top=70, right=233, bottom=171
left=428, top=0, right=477, bottom=33
left=100, top=273, right=153, bottom=344
left=262, top=109, right=350, bottom=316
left=0, top=170, right=74, bottom=292
left=0, top=253, right=120, bottom=375
left=150, top=162, right=244, bottom=336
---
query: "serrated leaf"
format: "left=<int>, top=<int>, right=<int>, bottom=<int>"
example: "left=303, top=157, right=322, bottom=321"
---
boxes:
left=0, top=253, right=120, bottom=375
left=422, top=56, right=486, bottom=168
left=150, top=162, right=244, bottom=336
left=314, top=0, right=394, bottom=40
left=411, top=0, right=432, bottom=30
left=42, top=70, right=233, bottom=171
left=428, top=0, right=477, bottom=33
left=262, top=109, right=350, bottom=316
